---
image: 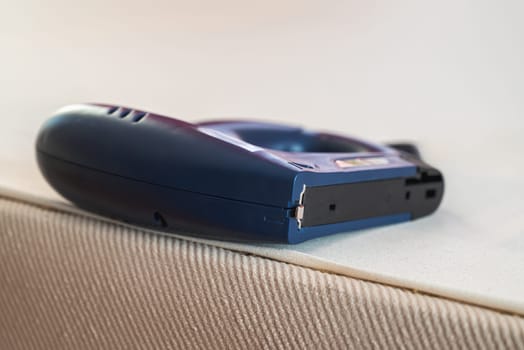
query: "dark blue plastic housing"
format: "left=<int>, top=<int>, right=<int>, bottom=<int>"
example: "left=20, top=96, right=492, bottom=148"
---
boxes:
left=36, top=104, right=444, bottom=243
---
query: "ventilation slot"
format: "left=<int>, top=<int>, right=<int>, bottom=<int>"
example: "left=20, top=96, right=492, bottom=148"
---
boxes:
left=107, top=106, right=118, bottom=114
left=132, top=111, right=147, bottom=123
left=288, top=161, right=314, bottom=169
left=119, top=108, right=132, bottom=118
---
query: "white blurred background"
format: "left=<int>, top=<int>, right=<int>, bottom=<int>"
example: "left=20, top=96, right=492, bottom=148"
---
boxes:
left=1, top=0, right=523, bottom=212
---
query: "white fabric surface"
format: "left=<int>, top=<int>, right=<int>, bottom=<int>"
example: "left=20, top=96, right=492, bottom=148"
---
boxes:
left=1, top=0, right=523, bottom=315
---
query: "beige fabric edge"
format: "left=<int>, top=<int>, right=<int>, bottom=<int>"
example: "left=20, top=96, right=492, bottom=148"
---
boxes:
left=1, top=192, right=524, bottom=349
left=1, top=186, right=522, bottom=317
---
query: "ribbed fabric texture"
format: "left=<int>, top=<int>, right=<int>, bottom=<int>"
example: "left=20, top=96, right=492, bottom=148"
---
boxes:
left=0, top=197, right=523, bottom=350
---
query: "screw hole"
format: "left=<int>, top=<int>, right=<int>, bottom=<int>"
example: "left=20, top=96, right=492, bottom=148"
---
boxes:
left=426, top=189, right=436, bottom=199
left=405, top=191, right=411, bottom=200
left=153, top=211, right=167, bottom=227
left=329, top=204, right=336, bottom=211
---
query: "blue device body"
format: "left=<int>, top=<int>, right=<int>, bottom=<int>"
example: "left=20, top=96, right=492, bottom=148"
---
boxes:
left=36, top=104, right=444, bottom=243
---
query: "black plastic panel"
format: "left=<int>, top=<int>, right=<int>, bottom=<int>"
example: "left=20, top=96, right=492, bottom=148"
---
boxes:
left=301, top=168, right=444, bottom=227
